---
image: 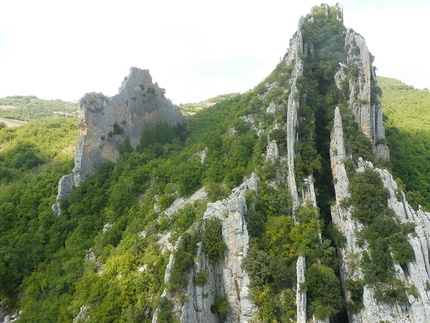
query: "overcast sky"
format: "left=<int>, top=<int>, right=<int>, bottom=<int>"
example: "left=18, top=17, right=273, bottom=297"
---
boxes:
left=0, top=0, right=429, bottom=104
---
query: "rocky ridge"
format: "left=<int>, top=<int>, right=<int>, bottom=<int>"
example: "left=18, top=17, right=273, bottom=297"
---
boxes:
left=280, top=4, right=426, bottom=322
left=152, top=174, right=258, bottom=323
left=331, top=106, right=430, bottom=322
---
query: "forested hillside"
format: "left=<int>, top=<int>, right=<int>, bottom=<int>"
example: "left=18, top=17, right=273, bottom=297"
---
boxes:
left=0, top=96, right=77, bottom=121
left=379, top=76, right=430, bottom=208
left=0, top=5, right=430, bottom=323
left=0, top=118, right=78, bottom=311
left=0, top=81, right=428, bottom=322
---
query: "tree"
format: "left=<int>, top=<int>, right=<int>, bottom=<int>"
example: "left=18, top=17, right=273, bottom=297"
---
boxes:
left=203, top=217, right=226, bottom=263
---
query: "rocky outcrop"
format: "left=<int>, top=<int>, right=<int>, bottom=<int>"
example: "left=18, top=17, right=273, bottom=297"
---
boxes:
left=75, top=67, right=183, bottom=181
left=266, top=140, right=279, bottom=161
left=334, top=30, right=389, bottom=160
left=330, top=106, right=430, bottom=322
left=52, top=67, right=183, bottom=215
left=179, top=173, right=259, bottom=323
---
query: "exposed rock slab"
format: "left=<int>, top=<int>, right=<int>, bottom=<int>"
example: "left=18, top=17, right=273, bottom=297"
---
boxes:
left=179, top=173, right=259, bottom=323
left=330, top=106, right=430, bottom=322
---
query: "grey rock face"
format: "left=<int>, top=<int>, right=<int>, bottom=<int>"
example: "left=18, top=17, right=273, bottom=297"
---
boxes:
left=179, top=174, right=259, bottom=323
left=52, top=174, right=77, bottom=216
left=330, top=107, right=430, bottom=323
left=75, top=67, right=183, bottom=183
left=266, top=140, right=279, bottom=161
left=335, top=29, right=389, bottom=160
left=53, top=67, right=183, bottom=214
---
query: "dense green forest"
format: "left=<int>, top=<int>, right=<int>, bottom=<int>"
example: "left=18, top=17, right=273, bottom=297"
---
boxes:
left=0, top=82, right=428, bottom=321
left=0, top=118, right=78, bottom=305
left=0, top=96, right=77, bottom=121
left=0, top=6, right=429, bottom=322
left=378, top=76, right=430, bottom=208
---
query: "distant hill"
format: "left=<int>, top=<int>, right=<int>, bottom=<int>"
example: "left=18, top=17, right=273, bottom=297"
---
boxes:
left=0, top=95, right=78, bottom=122
left=178, top=93, right=239, bottom=115
left=379, top=76, right=430, bottom=208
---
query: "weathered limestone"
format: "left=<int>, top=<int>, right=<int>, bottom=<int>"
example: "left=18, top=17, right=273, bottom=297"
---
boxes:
left=52, top=67, right=183, bottom=215
left=284, top=16, right=309, bottom=323
left=266, top=140, right=279, bottom=161
left=330, top=107, right=366, bottom=322
left=151, top=175, right=259, bottom=323
left=51, top=174, right=76, bottom=215
left=76, top=67, right=183, bottom=182
left=330, top=106, right=430, bottom=322
left=335, top=29, right=389, bottom=160
left=178, top=174, right=259, bottom=323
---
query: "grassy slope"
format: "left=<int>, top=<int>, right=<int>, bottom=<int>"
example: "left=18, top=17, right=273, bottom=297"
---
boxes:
left=379, top=76, right=430, bottom=208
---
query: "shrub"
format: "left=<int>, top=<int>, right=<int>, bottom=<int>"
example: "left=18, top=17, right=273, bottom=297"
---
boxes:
left=304, top=264, right=343, bottom=320
left=195, top=271, right=209, bottom=287
left=203, top=217, right=226, bottom=263
left=168, top=233, right=197, bottom=292
left=210, top=295, right=229, bottom=315
left=344, top=279, right=364, bottom=313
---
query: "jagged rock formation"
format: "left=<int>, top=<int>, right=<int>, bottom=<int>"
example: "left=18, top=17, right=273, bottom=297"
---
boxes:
left=334, top=29, right=389, bottom=159
left=331, top=106, right=430, bottom=322
left=279, top=3, right=422, bottom=323
left=153, top=174, right=258, bottom=323
left=52, top=67, right=183, bottom=215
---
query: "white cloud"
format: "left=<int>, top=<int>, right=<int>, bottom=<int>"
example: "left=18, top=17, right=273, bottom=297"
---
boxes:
left=0, top=0, right=428, bottom=104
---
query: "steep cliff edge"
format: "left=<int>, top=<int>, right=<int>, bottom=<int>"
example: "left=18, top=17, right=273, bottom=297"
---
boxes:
left=331, top=106, right=430, bottom=322
left=52, top=67, right=183, bottom=215
left=277, top=3, right=424, bottom=322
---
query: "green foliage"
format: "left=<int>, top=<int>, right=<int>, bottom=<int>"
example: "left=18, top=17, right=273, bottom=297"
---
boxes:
left=344, top=279, right=364, bottom=313
left=210, top=295, right=229, bottom=315
left=348, top=168, right=414, bottom=299
left=0, top=118, right=78, bottom=184
left=3, top=6, right=429, bottom=321
left=242, top=248, right=272, bottom=286
left=195, top=271, right=209, bottom=286
left=379, top=76, right=430, bottom=208
left=349, top=168, right=389, bottom=224
left=157, top=297, right=178, bottom=323
left=169, top=204, right=198, bottom=241
left=406, top=190, right=426, bottom=211
left=119, top=136, right=133, bottom=154
left=304, top=263, right=343, bottom=320
left=0, top=119, right=78, bottom=303
left=0, top=96, right=77, bottom=121
left=137, top=121, right=187, bottom=153
left=168, top=232, right=197, bottom=292
left=177, top=93, right=239, bottom=115
left=289, top=205, right=323, bottom=258
left=374, top=279, right=408, bottom=307
left=339, top=105, right=374, bottom=164
left=203, top=217, right=226, bottom=263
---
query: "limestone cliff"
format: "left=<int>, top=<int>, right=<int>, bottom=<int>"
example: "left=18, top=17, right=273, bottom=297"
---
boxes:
left=152, top=174, right=258, bottom=323
left=52, top=67, right=183, bottom=215
left=278, top=4, right=422, bottom=322
left=331, top=106, right=430, bottom=323
left=334, top=29, right=389, bottom=159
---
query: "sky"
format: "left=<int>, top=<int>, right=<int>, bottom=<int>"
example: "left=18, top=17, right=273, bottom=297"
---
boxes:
left=0, top=0, right=429, bottom=104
